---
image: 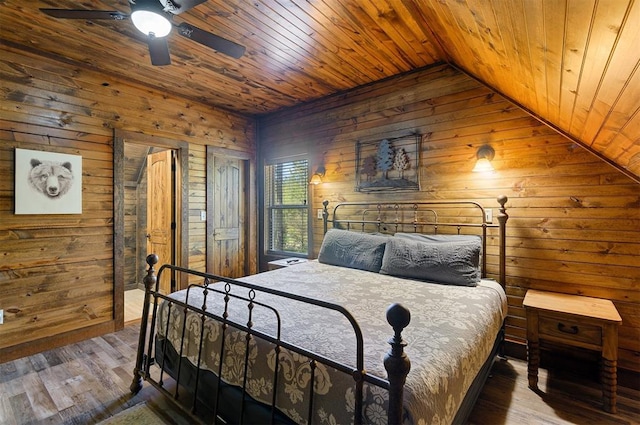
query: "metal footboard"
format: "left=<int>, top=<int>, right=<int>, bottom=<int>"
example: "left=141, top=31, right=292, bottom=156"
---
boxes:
left=131, top=255, right=411, bottom=425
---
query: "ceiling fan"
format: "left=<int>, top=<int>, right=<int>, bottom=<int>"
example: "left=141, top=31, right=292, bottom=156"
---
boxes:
left=41, top=0, right=246, bottom=66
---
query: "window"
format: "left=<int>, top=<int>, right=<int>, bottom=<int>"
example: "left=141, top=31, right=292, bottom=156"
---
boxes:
left=265, top=159, right=309, bottom=255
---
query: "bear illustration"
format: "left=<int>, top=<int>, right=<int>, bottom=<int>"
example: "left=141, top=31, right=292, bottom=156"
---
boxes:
left=28, top=158, right=74, bottom=199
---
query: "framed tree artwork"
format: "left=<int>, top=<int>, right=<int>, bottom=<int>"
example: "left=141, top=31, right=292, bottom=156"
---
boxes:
left=355, top=134, right=421, bottom=192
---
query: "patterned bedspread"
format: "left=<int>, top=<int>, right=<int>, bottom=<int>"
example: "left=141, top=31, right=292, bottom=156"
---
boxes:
left=156, top=260, right=507, bottom=424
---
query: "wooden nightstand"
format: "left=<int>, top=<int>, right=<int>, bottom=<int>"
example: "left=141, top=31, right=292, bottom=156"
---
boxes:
left=523, top=289, right=622, bottom=413
left=267, top=257, right=308, bottom=271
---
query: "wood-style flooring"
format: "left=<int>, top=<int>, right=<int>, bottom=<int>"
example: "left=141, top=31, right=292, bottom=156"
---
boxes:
left=1, top=295, right=639, bottom=424
left=467, top=359, right=639, bottom=425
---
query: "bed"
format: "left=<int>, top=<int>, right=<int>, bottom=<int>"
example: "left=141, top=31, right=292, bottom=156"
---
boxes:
left=131, top=196, right=509, bottom=424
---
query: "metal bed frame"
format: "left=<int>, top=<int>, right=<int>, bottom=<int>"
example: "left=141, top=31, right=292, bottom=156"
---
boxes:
left=130, top=196, right=508, bottom=424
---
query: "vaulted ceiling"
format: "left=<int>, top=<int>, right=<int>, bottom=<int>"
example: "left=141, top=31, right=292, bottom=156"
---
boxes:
left=1, top=0, right=638, bottom=180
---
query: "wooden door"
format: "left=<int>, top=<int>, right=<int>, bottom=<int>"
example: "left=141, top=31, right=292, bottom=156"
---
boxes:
left=209, top=155, right=246, bottom=277
left=146, top=149, right=174, bottom=294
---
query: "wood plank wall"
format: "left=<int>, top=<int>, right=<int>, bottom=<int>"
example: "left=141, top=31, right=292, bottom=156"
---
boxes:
left=258, top=64, right=640, bottom=374
left=122, top=144, right=151, bottom=292
left=124, top=183, right=138, bottom=291
left=0, top=45, right=256, bottom=362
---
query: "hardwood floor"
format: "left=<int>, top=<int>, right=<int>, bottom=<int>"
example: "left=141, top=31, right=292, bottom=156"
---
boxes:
left=1, top=317, right=638, bottom=424
left=0, top=323, right=196, bottom=425
left=467, top=358, right=639, bottom=425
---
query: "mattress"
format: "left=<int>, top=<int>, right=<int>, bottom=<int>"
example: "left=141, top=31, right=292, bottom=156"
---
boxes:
left=156, top=260, right=507, bottom=424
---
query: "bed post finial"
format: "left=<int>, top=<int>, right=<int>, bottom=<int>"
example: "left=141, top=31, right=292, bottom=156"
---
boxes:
left=496, top=196, right=508, bottom=287
left=142, top=254, right=159, bottom=292
left=384, top=303, right=411, bottom=425
left=130, top=254, right=159, bottom=394
left=497, top=195, right=508, bottom=210
left=322, top=200, right=330, bottom=234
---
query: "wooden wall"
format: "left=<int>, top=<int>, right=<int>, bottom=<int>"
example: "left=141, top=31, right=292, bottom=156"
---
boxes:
left=122, top=167, right=147, bottom=292
left=124, top=183, right=139, bottom=291
left=0, top=45, right=256, bottom=362
left=258, top=64, right=640, bottom=374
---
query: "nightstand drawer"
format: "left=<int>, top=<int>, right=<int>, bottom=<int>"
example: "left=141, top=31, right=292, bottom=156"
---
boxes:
left=539, top=316, right=601, bottom=346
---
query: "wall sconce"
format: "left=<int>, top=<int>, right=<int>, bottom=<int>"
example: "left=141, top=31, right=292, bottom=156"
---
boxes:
left=309, top=165, right=325, bottom=185
left=472, top=145, right=495, bottom=172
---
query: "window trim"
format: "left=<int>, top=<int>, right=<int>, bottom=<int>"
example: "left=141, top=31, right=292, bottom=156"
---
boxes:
left=263, top=157, right=311, bottom=258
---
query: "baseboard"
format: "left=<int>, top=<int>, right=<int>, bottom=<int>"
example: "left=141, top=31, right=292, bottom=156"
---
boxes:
left=0, top=321, right=116, bottom=364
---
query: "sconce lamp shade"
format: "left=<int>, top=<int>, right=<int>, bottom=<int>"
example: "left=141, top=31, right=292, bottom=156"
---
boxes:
left=472, top=145, right=495, bottom=172
left=309, top=173, right=323, bottom=185
left=131, top=0, right=172, bottom=37
left=472, top=157, right=494, bottom=172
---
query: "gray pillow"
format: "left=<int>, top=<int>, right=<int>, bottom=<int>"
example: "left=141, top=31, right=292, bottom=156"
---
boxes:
left=380, top=236, right=481, bottom=286
left=318, top=229, right=388, bottom=272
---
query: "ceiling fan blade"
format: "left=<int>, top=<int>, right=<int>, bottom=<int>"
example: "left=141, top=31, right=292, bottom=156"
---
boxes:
left=148, top=36, right=171, bottom=66
left=161, top=0, right=208, bottom=15
left=40, top=9, right=129, bottom=21
left=177, top=22, right=245, bottom=59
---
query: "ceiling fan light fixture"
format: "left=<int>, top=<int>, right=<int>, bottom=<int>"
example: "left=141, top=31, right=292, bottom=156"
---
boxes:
left=130, top=1, right=171, bottom=37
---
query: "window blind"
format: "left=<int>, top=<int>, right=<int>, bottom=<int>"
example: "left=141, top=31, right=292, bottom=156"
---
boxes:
left=265, top=159, right=309, bottom=254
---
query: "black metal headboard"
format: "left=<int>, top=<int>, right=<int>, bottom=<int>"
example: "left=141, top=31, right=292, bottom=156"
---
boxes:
left=321, top=196, right=509, bottom=285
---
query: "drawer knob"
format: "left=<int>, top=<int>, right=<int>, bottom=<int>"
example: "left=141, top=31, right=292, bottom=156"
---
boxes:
left=558, top=323, right=579, bottom=334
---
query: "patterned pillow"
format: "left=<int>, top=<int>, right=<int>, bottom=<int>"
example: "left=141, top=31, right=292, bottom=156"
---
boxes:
left=318, top=229, right=388, bottom=272
left=380, top=236, right=481, bottom=286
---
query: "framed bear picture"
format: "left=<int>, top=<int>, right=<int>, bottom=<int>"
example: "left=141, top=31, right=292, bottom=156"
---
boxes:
left=14, top=148, right=83, bottom=215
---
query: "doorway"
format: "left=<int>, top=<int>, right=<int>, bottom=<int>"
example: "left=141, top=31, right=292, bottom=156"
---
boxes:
left=122, top=145, right=176, bottom=294
left=113, top=130, right=189, bottom=328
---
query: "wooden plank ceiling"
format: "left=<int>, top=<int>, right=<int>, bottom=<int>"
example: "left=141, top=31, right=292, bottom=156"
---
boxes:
left=1, top=0, right=638, bottom=179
